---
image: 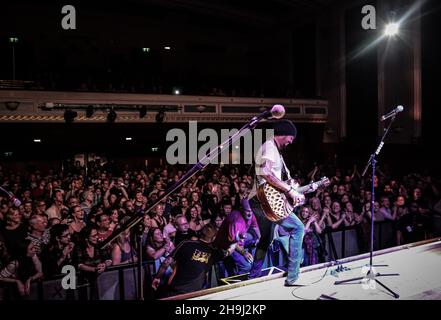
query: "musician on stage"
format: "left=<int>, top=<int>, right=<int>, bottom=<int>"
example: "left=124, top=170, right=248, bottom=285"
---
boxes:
left=249, top=120, right=305, bottom=286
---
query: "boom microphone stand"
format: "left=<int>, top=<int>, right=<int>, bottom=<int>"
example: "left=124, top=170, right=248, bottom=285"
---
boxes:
left=334, top=113, right=400, bottom=299
left=99, top=105, right=285, bottom=300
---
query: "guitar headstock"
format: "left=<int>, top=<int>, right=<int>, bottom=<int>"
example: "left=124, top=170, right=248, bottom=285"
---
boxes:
left=318, top=176, right=331, bottom=188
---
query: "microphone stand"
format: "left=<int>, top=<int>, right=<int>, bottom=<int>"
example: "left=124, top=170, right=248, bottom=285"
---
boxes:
left=99, top=112, right=273, bottom=300
left=334, top=115, right=400, bottom=298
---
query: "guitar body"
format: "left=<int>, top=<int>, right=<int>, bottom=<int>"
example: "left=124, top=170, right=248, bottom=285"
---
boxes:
left=257, top=177, right=330, bottom=222
left=257, top=179, right=297, bottom=222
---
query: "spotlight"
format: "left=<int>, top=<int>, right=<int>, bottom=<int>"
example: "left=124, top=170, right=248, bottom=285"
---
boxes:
left=156, top=110, right=165, bottom=123
left=139, top=106, right=147, bottom=118
left=384, top=23, right=399, bottom=36
left=86, top=105, right=94, bottom=118
left=107, top=109, right=117, bottom=123
left=64, top=110, right=77, bottom=123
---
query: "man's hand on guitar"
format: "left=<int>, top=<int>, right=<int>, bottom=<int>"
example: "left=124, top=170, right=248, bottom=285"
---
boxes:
left=288, top=189, right=305, bottom=206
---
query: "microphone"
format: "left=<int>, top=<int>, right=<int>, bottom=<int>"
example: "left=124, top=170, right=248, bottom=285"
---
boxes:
left=10, top=196, right=21, bottom=207
left=0, top=186, right=21, bottom=207
left=259, top=104, right=286, bottom=120
left=381, top=105, right=404, bottom=121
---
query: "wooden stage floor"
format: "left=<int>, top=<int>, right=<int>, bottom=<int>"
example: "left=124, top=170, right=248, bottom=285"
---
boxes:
left=182, top=239, right=441, bottom=300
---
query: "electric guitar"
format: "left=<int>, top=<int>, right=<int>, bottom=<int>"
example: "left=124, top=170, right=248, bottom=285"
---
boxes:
left=257, top=176, right=330, bottom=222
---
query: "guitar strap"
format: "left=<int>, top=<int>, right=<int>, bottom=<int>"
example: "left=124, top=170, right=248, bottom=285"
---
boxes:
left=280, top=154, right=291, bottom=182
left=274, top=139, right=291, bottom=182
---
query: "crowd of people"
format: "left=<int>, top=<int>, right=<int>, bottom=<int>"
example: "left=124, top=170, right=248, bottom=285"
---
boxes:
left=0, top=159, right=440, bottom=299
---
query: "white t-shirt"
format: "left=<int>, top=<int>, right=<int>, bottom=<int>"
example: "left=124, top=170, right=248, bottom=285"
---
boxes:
left=163, top=223, right=177, bottom=239
left=255, top=139, right=289, bottom=186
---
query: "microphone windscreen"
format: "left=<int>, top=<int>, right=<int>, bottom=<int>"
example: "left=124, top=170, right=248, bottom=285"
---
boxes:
left=271, top=105, right=285, bottom=119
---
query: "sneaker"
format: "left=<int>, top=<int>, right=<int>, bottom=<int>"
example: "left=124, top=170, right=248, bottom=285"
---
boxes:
left=284, top=277, right=301, bottom=287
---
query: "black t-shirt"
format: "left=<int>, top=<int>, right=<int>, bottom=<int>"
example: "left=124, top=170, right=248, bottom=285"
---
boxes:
left=169, top=240, right=224, bottom=294
left=0, top=224, right=28, bottom=258
left=396, top=213, right=429, bottom=243
left=174, top=229, right=197, bottom=246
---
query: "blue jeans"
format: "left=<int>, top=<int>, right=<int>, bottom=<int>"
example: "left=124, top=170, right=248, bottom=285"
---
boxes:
left=228, top=251, right=253, bottom=275
left=277, top=212, right=305, bottom=282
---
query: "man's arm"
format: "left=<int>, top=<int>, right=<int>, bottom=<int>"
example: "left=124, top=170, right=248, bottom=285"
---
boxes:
left=258, top=160, right=304, bottom=204
left=151, top=256, right=175, bottom=290
left=257, top=159, right=291, bottom=192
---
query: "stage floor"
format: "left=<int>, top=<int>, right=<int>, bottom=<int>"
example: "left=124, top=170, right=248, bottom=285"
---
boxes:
left=189, top=239, right=441, bottom=300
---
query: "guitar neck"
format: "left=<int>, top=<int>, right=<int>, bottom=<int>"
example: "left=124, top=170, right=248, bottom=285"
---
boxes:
left=296, top=181, right=325, bottom=195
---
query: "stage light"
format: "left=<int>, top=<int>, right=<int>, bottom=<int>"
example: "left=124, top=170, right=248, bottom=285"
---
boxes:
left=155, top=110, right=165, bottom=123
left=173, top=86, right=182, bottom=95
left=86, top=105, right=94, bottom=118
left=9, top=37, right=19, bottom=43
left=64, top=110, right=78, bottom=123
left=142, top=47, right=150, bottom=53
left=125, top=137, right=132, bottom=141
left=385, top=23, right=399, bottom=36
left=107, top=109, right=117, bottom=123
left=33, top=138, right=41, bottom=143
left=139, top=105, right=147, bottom=118
left=164, top=46, right=171, bottom=50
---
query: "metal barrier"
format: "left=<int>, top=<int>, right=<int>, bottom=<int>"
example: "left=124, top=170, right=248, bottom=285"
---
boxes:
left=323, top=221, right=397, bottom=262
left=0, top=260, right=159, bottom=300
left=433, top=215, right=441, bottom=236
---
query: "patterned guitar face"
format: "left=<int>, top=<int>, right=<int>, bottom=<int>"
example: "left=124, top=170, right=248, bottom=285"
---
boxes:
left=258, top=177, right=330, bottom=222
left=262, top=182, right=290, bottom=221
